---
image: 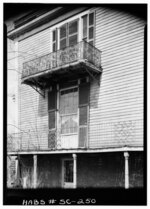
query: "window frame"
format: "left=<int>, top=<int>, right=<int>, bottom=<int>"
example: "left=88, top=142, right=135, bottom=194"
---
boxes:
left=81, top=11, right=95, bottom=46
left=59, top=85, right=79, bottom=136
left=59, top=18, right=79, bottom=49
left=48, top=88, right=57, bottom=130
left=59, top=23, right=67, bottom=49
left=50, top=9, right=96, bottom=52
left=48, top=109, right=56, bottom=130
left=52, top=29, right=57, bottom=52
left=88, top=11, right=95, bottom=46
left=68, top=18, right=79, bottom=47
left=62, top=158, right=74, bottom=188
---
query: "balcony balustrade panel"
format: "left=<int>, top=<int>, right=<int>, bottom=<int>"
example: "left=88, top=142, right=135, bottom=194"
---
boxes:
left=21, top=41, right=102, bottom=79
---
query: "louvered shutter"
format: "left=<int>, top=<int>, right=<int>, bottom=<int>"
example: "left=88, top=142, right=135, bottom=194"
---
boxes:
left=60, top=24, right=67, bottom=49
left=78, top=82, right=89, bottom=148
left=68, top=20, right=78, bottom=46
left=52, top=29, right=57, bottom=52
left=48, top=87, right=57, bottom=149
left=82, top=12, right=95, bottom=45
left=82, top=15, right=87, bottom=41
left=88, top=12, right=94, bottom=46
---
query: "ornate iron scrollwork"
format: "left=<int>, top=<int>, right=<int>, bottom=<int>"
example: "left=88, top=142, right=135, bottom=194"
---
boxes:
left=22, top=41, right=102, bottom=79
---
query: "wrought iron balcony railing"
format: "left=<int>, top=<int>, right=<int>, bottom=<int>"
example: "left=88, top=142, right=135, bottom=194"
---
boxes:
left=22, top=41, right=102, bottom=79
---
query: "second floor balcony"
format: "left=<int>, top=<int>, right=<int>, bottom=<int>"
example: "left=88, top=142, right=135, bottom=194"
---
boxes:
left=21, top=41, right=102, bottom=86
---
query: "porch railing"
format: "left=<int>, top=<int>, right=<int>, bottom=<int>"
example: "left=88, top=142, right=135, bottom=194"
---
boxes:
left=22, top=41, right=102, bottom=79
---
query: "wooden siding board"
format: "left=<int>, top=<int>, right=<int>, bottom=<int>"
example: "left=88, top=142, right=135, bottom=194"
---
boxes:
left=97, top=29, right=144, bottom=51
left=18, top=28, right=50, bottom=150
left=90, top=85, right=143, bottom=96
left=99, top=35, right=144, bottom=50
left=88, top=7, right=144, bottom=148
left=17, top=7, right=144, bottom=151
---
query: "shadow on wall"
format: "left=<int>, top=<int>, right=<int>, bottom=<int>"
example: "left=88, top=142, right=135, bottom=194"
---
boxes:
left=37, top=73, right=103, bottom=113
left=90, top=73, right=103, bottom=109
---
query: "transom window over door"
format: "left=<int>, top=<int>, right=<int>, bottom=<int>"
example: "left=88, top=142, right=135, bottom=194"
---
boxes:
left=60, top=87, right=78, bottom=135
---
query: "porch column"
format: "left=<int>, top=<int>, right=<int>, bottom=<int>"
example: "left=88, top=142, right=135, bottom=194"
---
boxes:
left=124, top=152, right=129, bottom=189
left=72, top=154, right=77, bottom=189
left=33, top=155, right=37, bottom=188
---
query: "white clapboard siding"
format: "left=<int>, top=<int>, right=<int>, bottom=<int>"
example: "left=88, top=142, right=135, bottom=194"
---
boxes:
left=18, top=28, right=51, bottom=150
left=88, top=7, right=145, bottom=148
left=18, top=7, right=145, bottom=151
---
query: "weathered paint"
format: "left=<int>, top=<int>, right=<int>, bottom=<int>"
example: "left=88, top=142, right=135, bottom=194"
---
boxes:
left=88, top=7, right=144, bottom=148
left=16, top=7, right=145, bottom=151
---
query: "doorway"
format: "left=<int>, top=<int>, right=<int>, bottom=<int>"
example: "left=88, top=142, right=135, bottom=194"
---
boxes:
left=62, top=159, right=74, bottom=188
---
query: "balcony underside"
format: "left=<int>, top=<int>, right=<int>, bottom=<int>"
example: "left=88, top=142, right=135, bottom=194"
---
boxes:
left=21, top=41, right=102, bottom=89
left=22, top=59, right=102, bottom=88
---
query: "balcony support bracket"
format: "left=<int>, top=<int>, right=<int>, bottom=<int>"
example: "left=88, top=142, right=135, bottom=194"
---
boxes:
left=85, top=67, right=101, bottom=86
left=31, top=85, right=45, bottom=98
left=29, top=78, right=45, bottom=98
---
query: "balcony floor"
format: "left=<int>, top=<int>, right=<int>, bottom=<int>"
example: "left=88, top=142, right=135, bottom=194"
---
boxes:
left=22, top=59, right=102, bottom=88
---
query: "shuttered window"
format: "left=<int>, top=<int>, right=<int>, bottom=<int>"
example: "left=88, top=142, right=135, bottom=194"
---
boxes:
left=88, top=12, right=95, bottom=45
left=52, top=29, right=57, bottom=52
left=48, top=79, right=89, bottom=148
left=52, top=12, right=95, bottom=51
left=60, top=24, right=67, bottom=49
left=78, top=82, right=89, bottom=147
left=79, top=106, right=88, bottom=126
left=59, top=19, right=78, bottom=49
left=89, top=12, right=94, bottom=26
left=82, top=12, right=95, bottom=45
left=82, top=15, right=87, bottom=41
left=79, top=126, right=87, bottom=148
left=48, top=111, right=55, bottom=129
left=68, top=20, right=78, bottom=46
left=48, top=87, right=57, bottom=148
left=79, top=83, right=89, bottom=105
left=48, top=90, right=56, bottom=111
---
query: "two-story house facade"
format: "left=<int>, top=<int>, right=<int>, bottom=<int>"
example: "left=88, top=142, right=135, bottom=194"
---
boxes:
left=6, top=5, right=146, bottom=189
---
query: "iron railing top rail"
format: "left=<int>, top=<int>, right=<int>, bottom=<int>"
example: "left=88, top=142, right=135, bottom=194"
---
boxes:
left=22, top=41, right=102, bottom=79
left=22, top=41, right=102, bottom=66
left=84, top=40, right=102, bottom=54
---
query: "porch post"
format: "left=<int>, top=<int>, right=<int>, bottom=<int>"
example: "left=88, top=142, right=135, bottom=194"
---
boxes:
left=124, top=152, right=129, bottom=189
left=72, top=154, right=77, bottom=189
left=33, top=154, right=37, bottom=188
